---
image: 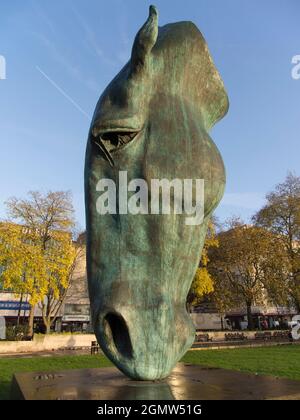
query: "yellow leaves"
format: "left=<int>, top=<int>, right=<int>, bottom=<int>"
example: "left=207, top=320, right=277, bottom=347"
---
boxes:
left=0, top=222, right=77, bottom=306
left=190, top=268, right=214, bottom=305
left=188, top=219, right=218, bottom=306
left=0, top=223, right=31, bottom=291
left=200, top=220, right=219, bottom=268
left=208, top=223, right=292, bottom=311
left=5, top=191, right=75, bottom=234
left=2, top=191, right=77, bottom=331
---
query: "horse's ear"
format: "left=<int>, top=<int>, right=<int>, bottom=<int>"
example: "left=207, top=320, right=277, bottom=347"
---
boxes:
left=130, top=5, right=158, bottom=74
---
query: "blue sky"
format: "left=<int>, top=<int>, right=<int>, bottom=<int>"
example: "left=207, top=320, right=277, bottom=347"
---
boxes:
left=0, top=0, right=299, bottom=230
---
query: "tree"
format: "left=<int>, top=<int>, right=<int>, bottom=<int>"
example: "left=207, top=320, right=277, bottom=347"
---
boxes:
left=4, top=191, right=77, bottom=334
left=209, top=222, right=285, bottom=329
left=38, top=233, right=84, bottom=333
left=253, top=173, right=300, bottom=311
left=37, top=230, right=78, bottom=333
left=0, top=222, right=46, bottom=334
left=187, top=220, right=218, bottom=309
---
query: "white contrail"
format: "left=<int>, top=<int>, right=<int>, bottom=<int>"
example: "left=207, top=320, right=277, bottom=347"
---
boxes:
left=36, top=66, right=91, bottom=120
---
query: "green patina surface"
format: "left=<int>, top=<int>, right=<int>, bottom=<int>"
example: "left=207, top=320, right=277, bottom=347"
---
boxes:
left=84, top=5, right=229, bottom=380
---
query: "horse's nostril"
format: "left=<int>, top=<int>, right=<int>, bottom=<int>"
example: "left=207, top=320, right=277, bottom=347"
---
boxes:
left=103, top=312, right=133, bottom=359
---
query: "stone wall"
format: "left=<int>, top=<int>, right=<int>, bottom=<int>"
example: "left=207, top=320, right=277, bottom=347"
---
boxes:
left=196, top=330, right=287, bottom=341
left=0, top=333, right=96, bottom=354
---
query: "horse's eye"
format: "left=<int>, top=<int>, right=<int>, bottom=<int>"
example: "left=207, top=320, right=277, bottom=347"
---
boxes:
left=100, top=131, right=138, bottom=152
left=91, top=130, right=139, bottom=167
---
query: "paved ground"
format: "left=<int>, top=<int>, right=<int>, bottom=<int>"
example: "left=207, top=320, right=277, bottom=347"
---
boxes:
left=11, top=364, right=300, bottom=400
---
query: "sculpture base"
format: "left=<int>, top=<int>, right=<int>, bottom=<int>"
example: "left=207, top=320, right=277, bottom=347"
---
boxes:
left=11, top=364, right=300, bottom=400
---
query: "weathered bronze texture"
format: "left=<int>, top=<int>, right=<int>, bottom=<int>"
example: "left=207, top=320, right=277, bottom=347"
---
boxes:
left=85, top=5, right=229, bottom=380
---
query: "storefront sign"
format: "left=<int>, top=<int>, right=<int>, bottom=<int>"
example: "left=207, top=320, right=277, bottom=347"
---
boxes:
left=62, top=315, right=90, bottom=322
left=0, top=301, right=31, bottom=311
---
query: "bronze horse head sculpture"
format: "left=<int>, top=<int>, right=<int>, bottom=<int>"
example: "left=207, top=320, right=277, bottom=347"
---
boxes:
left=85, top=5, right=228, bottom=380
